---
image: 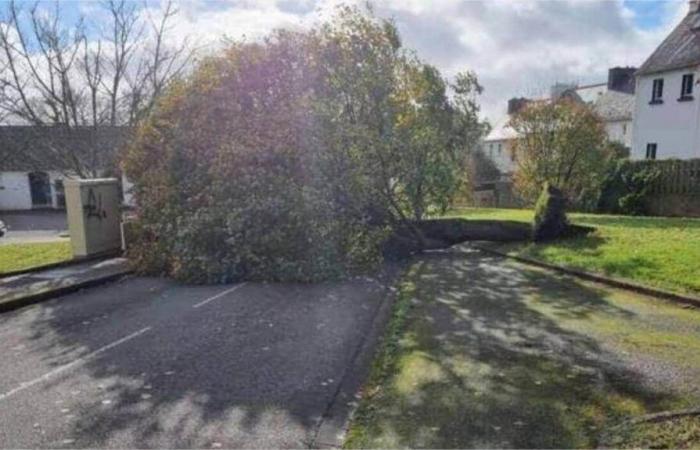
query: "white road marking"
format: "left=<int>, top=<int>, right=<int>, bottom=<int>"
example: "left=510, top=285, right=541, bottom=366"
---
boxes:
left=0, top=326, right=152, bottom=403
left=192, top=283, right=248, bottom=309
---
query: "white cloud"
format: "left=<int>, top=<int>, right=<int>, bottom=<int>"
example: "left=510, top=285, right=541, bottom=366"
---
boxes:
left=136, top=0, right=689, bottom=122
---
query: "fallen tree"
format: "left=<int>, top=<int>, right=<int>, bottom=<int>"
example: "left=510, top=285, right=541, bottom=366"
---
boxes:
left=123, top=7, right=486, bottom=283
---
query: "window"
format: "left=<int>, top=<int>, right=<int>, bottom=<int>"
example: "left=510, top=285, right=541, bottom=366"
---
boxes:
left=497, top=143, right=502, bottom=155
left=681, top=73, right=694, bottom=100
left=651, top=78, right=664, bottom=103
left=622, top=123, right=627, bottom=135
left=28, top=171, right=52, bottom=207
left=645, top=143, right=657, bottom=160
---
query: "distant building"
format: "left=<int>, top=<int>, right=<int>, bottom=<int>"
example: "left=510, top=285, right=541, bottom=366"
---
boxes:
left=475, top=68, right=636, bottom=207
left=0, top=126, right=129, bottom=211
left=632, top=0, right=700, bottom=160
left=482, top=67, right=636, bottom=177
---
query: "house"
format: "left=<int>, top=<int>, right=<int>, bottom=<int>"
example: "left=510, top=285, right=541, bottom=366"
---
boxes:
left=631, top=0, right=700, bottom=160
left=0, top=126, right=129, bottom=211
left=474, top=68, right=636, bottom=207
left=483, top=68, right=636, bottom=172
left=560, top=68, right=636, bottom=148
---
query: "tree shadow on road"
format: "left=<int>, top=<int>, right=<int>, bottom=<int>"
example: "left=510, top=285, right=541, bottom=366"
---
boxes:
left=14, top=273, right=397, bottom=448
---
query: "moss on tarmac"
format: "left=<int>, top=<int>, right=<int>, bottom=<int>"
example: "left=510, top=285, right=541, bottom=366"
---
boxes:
left=345, top=247, right=700, bottom=448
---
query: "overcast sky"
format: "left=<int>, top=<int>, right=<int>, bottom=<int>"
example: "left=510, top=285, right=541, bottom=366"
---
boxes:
left=68, top=0, right=688, bottom=124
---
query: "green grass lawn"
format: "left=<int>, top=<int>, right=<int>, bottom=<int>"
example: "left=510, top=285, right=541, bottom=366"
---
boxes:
left=0, top=241, right=72, bottom=274
left=446, top=208, right=700, bottom=296
left=345, top=254, right=700, bottom=448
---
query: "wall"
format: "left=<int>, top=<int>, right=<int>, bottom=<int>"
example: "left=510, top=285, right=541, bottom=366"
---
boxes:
left=0, top=172, right=32, bottom=210
left=0, top=171, right=78, bottom=211
left=483, top=138, right=516, bottom=174
left=605, top=119, right=632, bottom=148
left=632, top=66, right=700, bottom=160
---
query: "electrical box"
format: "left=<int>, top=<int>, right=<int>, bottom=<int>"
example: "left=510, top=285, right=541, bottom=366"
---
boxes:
left=65, top=178, right=122, bottom=258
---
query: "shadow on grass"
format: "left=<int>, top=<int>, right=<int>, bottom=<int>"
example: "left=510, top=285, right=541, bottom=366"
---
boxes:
left=352, top=249, right=686, bottom=448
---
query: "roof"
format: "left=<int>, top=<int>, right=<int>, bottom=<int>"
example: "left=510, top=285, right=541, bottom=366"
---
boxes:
left=592, top=90, right=635, bottom=122
left=573, top=83, right=607, bottom=103
left=485, top=84, right=634, bottom=144
left=0, top=126, right=129, bottom=172
left=637, top=10, right=700, bottom=76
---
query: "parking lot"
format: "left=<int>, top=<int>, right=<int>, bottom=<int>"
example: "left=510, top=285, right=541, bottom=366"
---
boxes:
left=0, top=272, right=395, bottom=448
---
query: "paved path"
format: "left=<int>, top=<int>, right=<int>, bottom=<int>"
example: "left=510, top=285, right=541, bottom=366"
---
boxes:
left=0, top=211, right=67, bottom=231
left=0, top=270, right=396, bottom=448
left=0, top=258, right=129, bottom=308
left=346, top=246, right=700, bottom=448
left=0, top=211, right=68, bottom=244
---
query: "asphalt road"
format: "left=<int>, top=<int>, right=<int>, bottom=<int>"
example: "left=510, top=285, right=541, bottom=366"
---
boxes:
left=0, top=271, right=396, bottom=448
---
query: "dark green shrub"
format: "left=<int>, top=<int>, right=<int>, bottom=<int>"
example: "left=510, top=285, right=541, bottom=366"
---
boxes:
left=122, top=31, right=390, bottom=283
left=597, top=160, right=660, bottom=216
left=122, top=8, right=483, bottom=283
left=533, top=182, right=569, bottom=242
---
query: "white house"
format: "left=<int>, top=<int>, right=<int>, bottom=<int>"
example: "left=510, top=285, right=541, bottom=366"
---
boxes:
left=482, top=67, right=637, bottom=176
left=481, top=111, right=519, bottom=176
left=632, top=0, right=700, bottom=160
left=0, top=126, right=129, bottom=211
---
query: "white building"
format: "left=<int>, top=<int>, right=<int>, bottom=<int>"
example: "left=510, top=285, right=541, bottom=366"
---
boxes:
left=482, top=67, right=637, bottom=176
left=0, top=126, right=129, bottom=211
left=481, top=113, right=519, bottom=176
left=631, top=1, right=700, bottom=160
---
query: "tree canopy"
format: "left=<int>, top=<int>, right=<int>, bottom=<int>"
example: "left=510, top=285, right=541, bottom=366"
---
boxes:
left=123, top=6, right=486, bottom=282
left=509, top=99, right=613, bottom=204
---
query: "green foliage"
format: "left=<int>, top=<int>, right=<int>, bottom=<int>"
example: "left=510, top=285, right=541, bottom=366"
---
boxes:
left=509, top=99, right=613, bottom=205
left=597, top=160, right=661, bottom=216
left=123, top=6, right=483, bottom=282
left=533, top=183, right=569, bottom=241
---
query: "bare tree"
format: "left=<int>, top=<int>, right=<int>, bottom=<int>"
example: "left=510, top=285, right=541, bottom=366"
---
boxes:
left=0, top=0, right=195, bottom=177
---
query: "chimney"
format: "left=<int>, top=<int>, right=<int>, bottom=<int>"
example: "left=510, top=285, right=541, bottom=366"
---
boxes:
left=691, top=0, right=699, bottom=13
left=507, top=97, right=530, bottom=115
left=608, top=67, right=637, bottom=94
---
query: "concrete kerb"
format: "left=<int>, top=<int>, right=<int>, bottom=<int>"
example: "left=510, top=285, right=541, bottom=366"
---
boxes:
left=0, top=271, right=131, bottom=313
left=0, top=258, right=132, bottom=313
left=472, top=243, right=700, bottom=309
left=310, top=262, right=405, bottom=449
left=0, top=250, right=123, bottom=280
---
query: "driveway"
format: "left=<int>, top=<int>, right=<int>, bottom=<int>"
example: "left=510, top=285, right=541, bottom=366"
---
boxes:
left=1, top=211, right=68, bottom=245
left=0, top=210, right=67, bottom=231
left=0, top=270, right=397, bottom=448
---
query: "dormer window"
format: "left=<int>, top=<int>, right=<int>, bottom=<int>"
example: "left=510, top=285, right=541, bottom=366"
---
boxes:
left=680, top=73, right=694, bottom=101
left=650, top=78, right=664, bottom=104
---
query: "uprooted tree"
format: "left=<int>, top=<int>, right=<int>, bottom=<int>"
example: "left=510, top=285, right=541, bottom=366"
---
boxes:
left=123, top=6, right=486, bottom=283
left=508, top=99, right=614, bottom=206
